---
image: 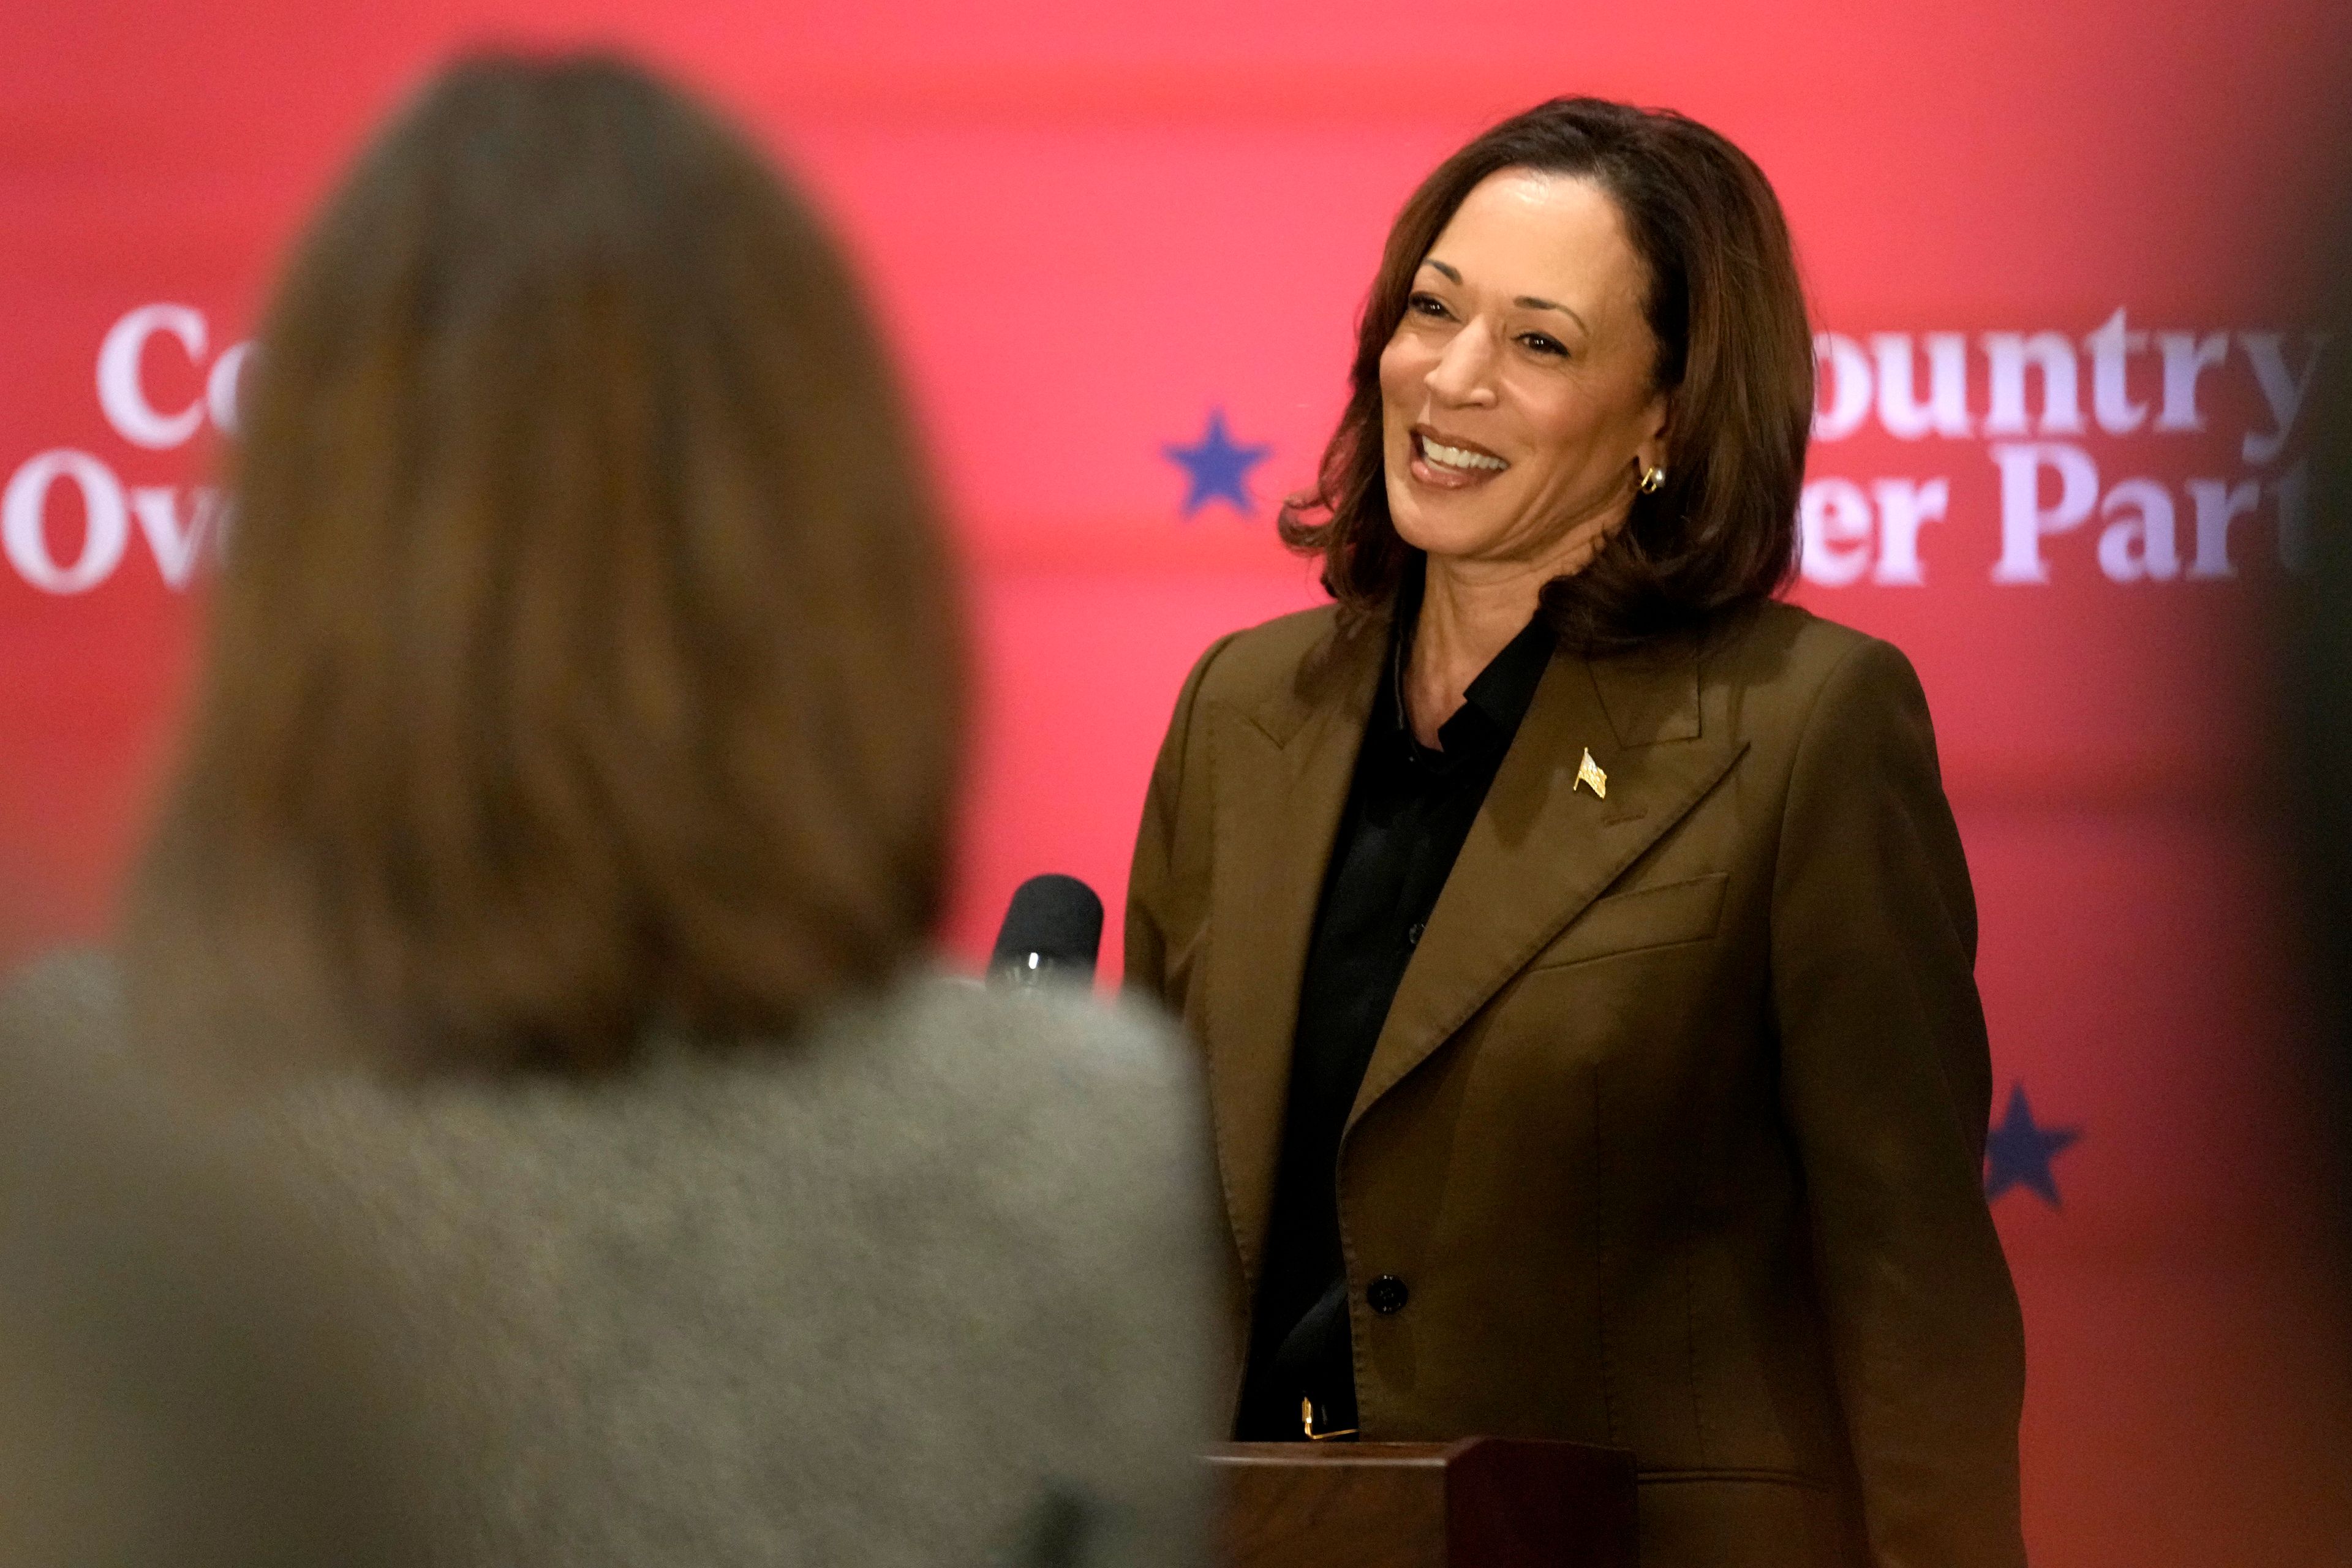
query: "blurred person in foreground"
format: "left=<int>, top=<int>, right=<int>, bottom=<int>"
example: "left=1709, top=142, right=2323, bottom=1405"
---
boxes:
left=0, top=957, right=423, bottom=1567
left=93, top=53, right=1217, bottom=1568
left=2274, top=186, right=2352, bottom=1557
left=1126, top=99, right=2022, bottom=1567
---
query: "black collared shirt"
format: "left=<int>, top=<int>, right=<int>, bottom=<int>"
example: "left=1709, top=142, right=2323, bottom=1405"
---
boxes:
left=1234, top=579, right=1556, bottom=1441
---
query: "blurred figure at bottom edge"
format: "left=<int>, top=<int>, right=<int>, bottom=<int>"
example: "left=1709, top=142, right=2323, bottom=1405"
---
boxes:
left=16, top=51, right=1220, bottom=1568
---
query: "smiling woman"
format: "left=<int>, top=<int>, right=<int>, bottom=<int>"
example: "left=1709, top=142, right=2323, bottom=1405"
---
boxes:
left=1126, top=98, right=2027, bottom=1568
left=1282, top=98, right=1809, bottom=662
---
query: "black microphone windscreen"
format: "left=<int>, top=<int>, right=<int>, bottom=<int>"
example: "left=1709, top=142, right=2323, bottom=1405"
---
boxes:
left=989, top=874, right=1104, bottom=984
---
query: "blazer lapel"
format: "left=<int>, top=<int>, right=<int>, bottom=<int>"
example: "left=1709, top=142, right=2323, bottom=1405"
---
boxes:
left=1204, top=618, right=1385, bottom=1285
left=1346, top=637, right=1746, bottom=1131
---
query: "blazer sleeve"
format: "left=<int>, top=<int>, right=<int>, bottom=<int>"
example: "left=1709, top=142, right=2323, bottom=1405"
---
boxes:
left=1769, top=637, right=2028, bottom=1568
left=1123, top=633, right=1237, bottom=1010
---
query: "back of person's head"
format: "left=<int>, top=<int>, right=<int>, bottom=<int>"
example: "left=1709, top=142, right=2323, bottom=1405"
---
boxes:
left=127, top=54, right=964, bottom=1075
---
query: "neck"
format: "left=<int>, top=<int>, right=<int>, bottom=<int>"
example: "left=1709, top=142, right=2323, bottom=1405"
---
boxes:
left=1403, top=493, right=1632, bottom=746
left=1402, top=554, right=1551, bottom=748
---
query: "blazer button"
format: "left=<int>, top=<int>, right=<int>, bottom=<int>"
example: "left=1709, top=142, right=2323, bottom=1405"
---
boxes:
left=1366, top=1275, right=1409, bottom=1315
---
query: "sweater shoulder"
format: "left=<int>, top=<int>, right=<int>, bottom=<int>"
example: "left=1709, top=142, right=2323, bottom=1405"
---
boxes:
left=282, top=973, right=1205, bottom=1237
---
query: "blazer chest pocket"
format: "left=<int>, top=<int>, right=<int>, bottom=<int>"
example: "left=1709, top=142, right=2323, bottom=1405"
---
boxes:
left=1525, top=871, right=1729, bottom=973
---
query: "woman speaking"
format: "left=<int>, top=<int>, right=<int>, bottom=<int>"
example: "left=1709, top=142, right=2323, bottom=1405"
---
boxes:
left=1125, top=99, right=2025, bottom=1567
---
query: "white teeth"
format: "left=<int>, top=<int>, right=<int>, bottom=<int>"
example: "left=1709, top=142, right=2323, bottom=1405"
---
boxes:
left=1419, top=435, right=1507, bottom=472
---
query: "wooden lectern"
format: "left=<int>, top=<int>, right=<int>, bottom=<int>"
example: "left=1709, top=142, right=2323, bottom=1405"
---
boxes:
left=1211, top=1436, right=1638, bottom=1568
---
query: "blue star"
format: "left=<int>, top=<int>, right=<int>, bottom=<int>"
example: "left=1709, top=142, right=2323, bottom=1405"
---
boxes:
left=1983, top=1084, right=2081, bottom=1207
left=1163, top=408, right=1272, bottom=518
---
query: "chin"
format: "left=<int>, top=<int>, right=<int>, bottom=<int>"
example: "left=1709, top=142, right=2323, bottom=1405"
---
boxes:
left=1387, top=490, right=1506, bottom=565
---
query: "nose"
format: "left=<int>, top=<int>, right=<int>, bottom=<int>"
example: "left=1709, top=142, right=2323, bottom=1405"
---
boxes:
left=1424, top=318, right=1500, bottom=407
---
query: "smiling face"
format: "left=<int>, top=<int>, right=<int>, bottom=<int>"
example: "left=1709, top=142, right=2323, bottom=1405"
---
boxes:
left=1379, top=168, right=1669, bottom=576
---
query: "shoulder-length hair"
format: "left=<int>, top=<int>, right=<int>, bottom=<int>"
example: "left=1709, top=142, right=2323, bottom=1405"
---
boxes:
left=127, top=55, right=964, bottom=1074
left=1280, top=97, right=1812, bottom=651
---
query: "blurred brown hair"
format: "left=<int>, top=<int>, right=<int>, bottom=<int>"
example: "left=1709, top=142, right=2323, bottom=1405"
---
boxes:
left=1280, top=97, right=1811, bottom=652
left=127, top=54, right=963, bottom=1074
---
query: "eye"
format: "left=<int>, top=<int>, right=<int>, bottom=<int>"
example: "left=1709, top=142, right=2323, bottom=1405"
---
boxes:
left=1518, top=331, right=1568, bottom=358
left=1406, top=292, right=1453, bottom=320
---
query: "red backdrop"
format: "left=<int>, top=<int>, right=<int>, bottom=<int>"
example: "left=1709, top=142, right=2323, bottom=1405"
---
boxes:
left=6, top=2, right=2350, bottom=1561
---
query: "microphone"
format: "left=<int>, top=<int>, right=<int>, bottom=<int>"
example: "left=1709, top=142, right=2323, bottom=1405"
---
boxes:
left=989, top=874, right=1104, bottom=987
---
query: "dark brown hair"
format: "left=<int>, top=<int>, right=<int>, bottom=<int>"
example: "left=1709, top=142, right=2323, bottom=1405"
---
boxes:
left=1280, top=97, right=1811, bottom=650
left=127, top=55, right=963, bottom=1074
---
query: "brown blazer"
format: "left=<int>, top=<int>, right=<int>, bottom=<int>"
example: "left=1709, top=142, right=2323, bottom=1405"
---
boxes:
left=1125, top=597, right=2026, bottom=1568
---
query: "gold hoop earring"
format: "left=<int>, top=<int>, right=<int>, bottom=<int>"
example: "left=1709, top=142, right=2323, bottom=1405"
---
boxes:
left=1638, top=465, right=1666, bottom=494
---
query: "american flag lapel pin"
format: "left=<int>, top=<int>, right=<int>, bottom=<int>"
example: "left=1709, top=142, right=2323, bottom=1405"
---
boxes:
left=1575, top=747, right=1608, bottom=799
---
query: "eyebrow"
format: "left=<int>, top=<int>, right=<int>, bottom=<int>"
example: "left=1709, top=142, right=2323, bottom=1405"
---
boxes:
left=1514, top=295, right=1591, bottom=336
left=1418, top=259, right=1590, bottom=336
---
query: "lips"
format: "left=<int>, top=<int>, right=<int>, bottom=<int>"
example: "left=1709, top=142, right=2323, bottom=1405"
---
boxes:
left=1409, top=428, right=1509, bottom=490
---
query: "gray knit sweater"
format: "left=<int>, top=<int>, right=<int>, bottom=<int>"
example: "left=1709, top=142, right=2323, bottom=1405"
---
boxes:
left=7, top=958, right=1222, bottom=1568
